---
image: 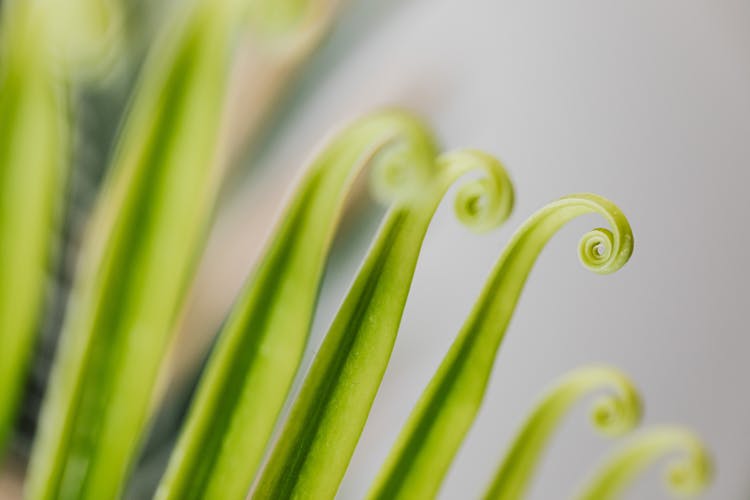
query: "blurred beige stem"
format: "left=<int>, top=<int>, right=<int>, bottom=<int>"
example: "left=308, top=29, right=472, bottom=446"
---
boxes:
left=0, top=457, right=23, bottom=500
left=166, top=0, right=342, bottom=389
left=217, top=0, right=342, bottom=172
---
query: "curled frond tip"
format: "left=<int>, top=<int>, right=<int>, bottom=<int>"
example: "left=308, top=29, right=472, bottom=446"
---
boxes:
left=577, top=426, right=712, bottom=500
left=438, top=149, right=515, bottom=233
left=567, top=194, right=633, bottom=275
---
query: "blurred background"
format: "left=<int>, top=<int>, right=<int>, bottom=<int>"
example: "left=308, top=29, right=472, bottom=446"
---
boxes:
left=2, top=0, right=750, bottom=498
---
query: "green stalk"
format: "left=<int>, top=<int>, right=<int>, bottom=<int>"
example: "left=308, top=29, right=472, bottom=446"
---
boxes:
left=0, top=2, right=67, bottom=450
left=156, top=111, right=439, bottom=500
left=27, top=2, right=245, bottom=498
left=576, top=427, right=712, bottom=499
left=368, top=194, right=634, bottom=499
left=245, top=0, right=312, bottom=37
left=484, top=365, right=641, bottom=500
left=252, top=150, right=514, bottom=499
left=45, top=0, right=123, bottom=78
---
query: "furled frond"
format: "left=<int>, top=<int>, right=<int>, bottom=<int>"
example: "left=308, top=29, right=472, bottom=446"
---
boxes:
left=368, top=194, right=634, bottom=499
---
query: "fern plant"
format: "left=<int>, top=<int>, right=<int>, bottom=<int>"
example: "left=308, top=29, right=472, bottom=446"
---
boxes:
left=0, top=1, right=713, bottom=499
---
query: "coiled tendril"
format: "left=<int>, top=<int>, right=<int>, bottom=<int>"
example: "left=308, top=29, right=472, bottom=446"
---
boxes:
left=577, top=427, right=712, bottom=500
left=437, top=149, right=515, bottom=232
left=369, top=138, right=436, bottom=204
left=484, top=366, right=641, bottom=500
left=373, top=147, right=515, bottom=227
left=578, top=227, right=613, bottom=271
left=568, top=200, right=631, bottom=274
left=588, top=377, right=641, bottom=438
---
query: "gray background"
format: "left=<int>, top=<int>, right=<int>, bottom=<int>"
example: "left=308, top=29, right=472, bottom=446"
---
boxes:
left=216, top=0, right=749, bottom=498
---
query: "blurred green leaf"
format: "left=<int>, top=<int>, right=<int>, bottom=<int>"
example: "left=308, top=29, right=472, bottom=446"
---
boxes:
left=0, top=1, right=68, bottom=451
left=245, top=0, right=312, bottom=37
left=46, top=0, right=123, bottom=79
left=27, top=2, right=243, bottom=498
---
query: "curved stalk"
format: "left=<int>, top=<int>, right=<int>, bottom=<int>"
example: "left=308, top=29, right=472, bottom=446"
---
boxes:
left=27, top=2, right=251, bottom=498
left=484, top=365, right=641, bottom=500
left=576, top=427, right=712, bottom=499
left=368, top=194, right=634, bottom=499
left=156, top=111, right=439, bottom=500
left=0, top=2, right=68, bottom=451
left=252, top=150, right=514, bottom=499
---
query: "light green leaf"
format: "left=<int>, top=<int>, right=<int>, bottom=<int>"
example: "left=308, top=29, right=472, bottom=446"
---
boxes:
left=576, top=426, right=712, bottom=500
left=156, top=110, right=439, bottom=500
left=368, top=194, right=634, bottom=499
left=245, top=0, right=312, bottom=38
left=484, top=365, right=641, bottom=500
left=45, top=0, right=123, bottom=78
left=0, top=2, right=68, bottom=451
left=27, top=2, right=244, bottom=498
left=252, top=150, right=513, bottom=499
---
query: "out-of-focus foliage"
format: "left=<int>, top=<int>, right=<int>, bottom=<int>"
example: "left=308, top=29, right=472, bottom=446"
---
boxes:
left=26, top=0, right=261, bottom=498
left=0, top=0, right=68, bottom=451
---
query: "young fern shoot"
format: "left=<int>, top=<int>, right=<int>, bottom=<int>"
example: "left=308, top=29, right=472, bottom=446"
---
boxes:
left=156, top=111, right=439, bottom=500
left=252, top=150, right=514, bottom=499
left=368, top=194, right=634, bottom=499
left=576, top=427, right=712, bottom=500
left=483, top=365, right=642, bottom=500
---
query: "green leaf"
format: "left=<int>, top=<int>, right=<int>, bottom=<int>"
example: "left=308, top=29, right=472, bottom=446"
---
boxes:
left=45, top=0, right=123, bottom=78
left=576, top=426, right=712, bottom=499
left=27, top=3, right=243, bottom=498
left=156, top=110, right=440, bottom=500
left=0, top=2, right=68, bottom=451
left=368, top=194, right=634, bottom=499
left=484, top=365, right=641, bottom=500
left=252, top=150, right=513, bottom=499
left=245, top=0, right=312, bottom=37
